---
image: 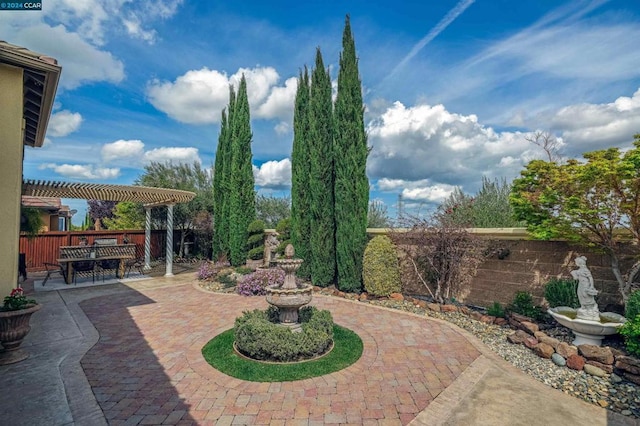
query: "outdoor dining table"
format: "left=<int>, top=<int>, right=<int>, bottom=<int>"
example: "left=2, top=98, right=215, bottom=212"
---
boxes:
left=57, top=254, right=134, bottom=285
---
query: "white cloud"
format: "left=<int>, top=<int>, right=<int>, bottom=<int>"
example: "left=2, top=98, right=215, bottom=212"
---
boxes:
left=143, top=147, right=201, bottom=164
left=147, top=67, right=295, bottom=124
left=367, top=101, right=533, bottom=187
left=122, top=15, right=157, bottom=43
left=39, top=163, right=120, bottom=179
left=5, top=23, right=125, bottom=89
left=253, top=159, right=291, bottom=188
left=402, top=184, right=456, bottom=203
left=274, top=122, right=290, bottom=135
left=101, top=140, right=145, bottom=163
left=256, top=77, right=297, bottom=120
left=47, top=110, right=83, bottom=137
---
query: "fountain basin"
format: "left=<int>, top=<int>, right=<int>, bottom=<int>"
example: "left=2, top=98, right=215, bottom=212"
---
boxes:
left=266, top=284, right=313, bottom=324
left=548, top=307, right=626, bottom=346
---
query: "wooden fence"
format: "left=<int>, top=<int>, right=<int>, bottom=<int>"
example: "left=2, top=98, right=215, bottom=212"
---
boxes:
left=19, top=230, right=169, bottom=272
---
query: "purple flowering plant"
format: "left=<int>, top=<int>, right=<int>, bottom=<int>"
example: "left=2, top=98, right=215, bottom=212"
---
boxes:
left=237, top=268, right=285, bottom=296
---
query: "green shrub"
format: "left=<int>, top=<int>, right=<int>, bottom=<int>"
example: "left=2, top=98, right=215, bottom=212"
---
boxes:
left=625, top=290, right=640, bottom=320
left=362, top=235, right=401, bottom=297
left=619, top=314, right=640, bottom=357
left=234, top=307, right=333, bottom=362
left=275, top=218, right=291, bottom=255
left=544, top=278, right=579, bottom=308
left=486, top=302, right=505, bottom=318
left=217, top=272, right=236, bottom=288
left=508, top=291, right=543, bottom=320
left=246, top=220, right=265, bottom=260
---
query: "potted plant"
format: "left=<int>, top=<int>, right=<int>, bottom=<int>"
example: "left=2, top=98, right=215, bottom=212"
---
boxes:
left=0, top=286, right=40, bottom=365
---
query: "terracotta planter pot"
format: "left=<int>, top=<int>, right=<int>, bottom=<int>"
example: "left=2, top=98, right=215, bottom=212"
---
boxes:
left=0, top=304, right=41, bottom=365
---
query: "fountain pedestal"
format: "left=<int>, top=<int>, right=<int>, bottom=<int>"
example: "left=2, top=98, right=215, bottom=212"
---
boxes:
left=265, top=245, right=312, bottom=330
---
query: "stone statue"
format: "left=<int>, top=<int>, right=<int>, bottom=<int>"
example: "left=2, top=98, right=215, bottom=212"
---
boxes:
left=263, top=233, right=279, bottom=266
left=571, top=255, right=600, bottom=321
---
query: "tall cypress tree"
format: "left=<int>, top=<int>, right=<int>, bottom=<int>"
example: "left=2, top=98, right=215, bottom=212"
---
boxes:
left=228, top=75, right=256, bottom=266
left=212, top=108, right=229, bottom=258
left=290, top=68, right=312, bottom=279
left=309, top=49, right=336, bottom=286
left=334, top=15, right=369, bottom=292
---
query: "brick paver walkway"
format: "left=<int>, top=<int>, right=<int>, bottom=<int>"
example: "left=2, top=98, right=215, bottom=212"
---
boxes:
left=79, top=284, right=481, bottom=425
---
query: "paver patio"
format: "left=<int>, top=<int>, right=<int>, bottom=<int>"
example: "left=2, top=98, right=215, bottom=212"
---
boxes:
left=79, top=283, right=480, bottom=425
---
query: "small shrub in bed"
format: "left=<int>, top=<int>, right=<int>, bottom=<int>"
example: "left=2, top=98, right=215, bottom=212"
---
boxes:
left=236, top=268, right=285, bottom=296
left=544, top=278, right=579, bottom=308
left=626, top=289, right=640, bottom=320
left=363, top=235, right=401, bottom=297
left=508, top=291, right=544, bottom=320
left=234, top=306, right=333, bottom=362
left=486, top=302, right=505, bottom=318
left=619, top=314, right=640, bottom=357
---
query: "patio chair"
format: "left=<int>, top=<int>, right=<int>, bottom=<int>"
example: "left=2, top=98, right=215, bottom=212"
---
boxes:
left=71, top=260, right=95, bottom=284
left=124, top=258, right=145, bottom=277
left=42, top=262, right=67, bottom=286
left=97, top=259, right=120, bottom=281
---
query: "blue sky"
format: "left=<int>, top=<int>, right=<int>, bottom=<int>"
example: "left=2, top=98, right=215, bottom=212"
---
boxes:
left=3, top=0, right=640, bottom=224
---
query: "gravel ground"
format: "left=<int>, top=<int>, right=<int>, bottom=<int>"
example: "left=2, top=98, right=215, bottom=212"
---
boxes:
left=198, top=279, right=640, bottom=420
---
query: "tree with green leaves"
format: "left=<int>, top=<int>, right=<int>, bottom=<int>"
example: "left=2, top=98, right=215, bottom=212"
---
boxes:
left=136, top=161, right=214, bottom=257
left=213, top=98, right=233, bottom=259
left=228, top=75, right=256, bottom=266
left=256, top=194, right=290, bottom=229
left=290, top=68, right=313, bottom=279
left=440, top=177, right=523, bottom=228
left=308, top=48, right=336, bottom=286
left=334, top=15, right=370, bottom=292
left=102, top=201, right=145, bottom=230
left=510, top=135, right=640, bottom=303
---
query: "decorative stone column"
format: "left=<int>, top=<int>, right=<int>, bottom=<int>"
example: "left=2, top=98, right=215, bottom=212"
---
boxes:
left=165, top=204, right=174, bottom=277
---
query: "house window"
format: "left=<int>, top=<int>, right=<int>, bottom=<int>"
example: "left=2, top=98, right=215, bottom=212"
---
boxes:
left=59, top=217, right=66, bottom=231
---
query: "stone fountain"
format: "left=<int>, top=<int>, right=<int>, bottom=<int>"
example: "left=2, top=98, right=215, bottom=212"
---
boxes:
left=265, top=244, right=312, bottom=330
left=548, top=256, right=626, bottom=346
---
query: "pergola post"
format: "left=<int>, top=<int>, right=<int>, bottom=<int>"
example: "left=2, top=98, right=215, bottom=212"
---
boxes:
left=165, top=204, right=174, bottom=277
left=144, top=207, right=152, bottom=270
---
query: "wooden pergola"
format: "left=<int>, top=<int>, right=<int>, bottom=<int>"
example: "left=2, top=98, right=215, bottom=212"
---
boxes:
left=22, top=179, right=196, bottom=277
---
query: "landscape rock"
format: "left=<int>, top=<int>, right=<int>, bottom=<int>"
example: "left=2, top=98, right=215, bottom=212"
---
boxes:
left=552, top=353, right=567, bottom=366
left=556, top=342, right=578, bottom=359
left=459, top=306, right=471, bottom=315
left=584, top=364, right=607, bottom=378
left=586, top=360, right=613, bottom=374
left=494, top=317, right=508, bottom=326
left=578, top=344, right=614, bottom=365
left=480, top=315, right=496, bottom=324
left=507, top=330, right=530, bottom=345
left=610, top=373, right=623, bottom=384
left=622, top=373, right=640, bottom=386
left=359, top=293, right=368, bottom=301
left=566, top=354, right=586, bottom=371
left=389, top=293, right=404, bottom=301
left=523, top=336, right=539, bottom=349
left=533, top=342, right=554, bottom=359
left=441, top=304, right=458, bottom=313
left=415, top=300, right=427, bottom=308
left=615, top=355, right=640, bottom=375
left=534, top=331, right=560, bottom=349
left=510, top=313, right=534, bottom=323
left=470, top=311, right=484, bottom=321
left=519, top=321, right=539, bottom=335
left=426, top=303, right=440, bottom=312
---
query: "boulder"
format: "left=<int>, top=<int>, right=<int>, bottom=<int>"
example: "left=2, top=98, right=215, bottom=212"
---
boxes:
left=566, top=354, right=586, bottom=371
left=441, top=304, right=458, bottom=313
left=615, top=356, right=640, bottom=376
left=507, top=330, right=530, bottom=345
left=534, top=331, right=560, bottom=349
left=480, top=315, right=496, bottom=324
left=583, top=364, right=607, bottom=378
left=389, top=293, right=404, bottom=301
left=578, top=344, right=614, bottom=365
left=533, top=342, right=554, bottom=359
left=459, top=306, right=471, bottom=315
left=426, top=303, right=441, bottom=312
left=494, top=318, right=508, bottom=326
left=359, top=293, right=368, bottom=301
left=552, top=353, right=567, bottom=367
left=470, top=311, right=484, bottom=321
left=510, top=313, right=534, bottom=323
left=519, top=321, right=539, bottom=335
left=523, top=336, right=539, bottom=349
left=556, top=342, right=578, bottom=359
left=416, top=300, right=427, bottom=309
left=622, top=372, right=640, bottom=386
left=586, top=360, right=613, bottom=374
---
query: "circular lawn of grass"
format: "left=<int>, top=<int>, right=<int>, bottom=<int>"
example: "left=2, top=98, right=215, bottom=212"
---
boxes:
left=201, top=325, right=363, bottom=382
